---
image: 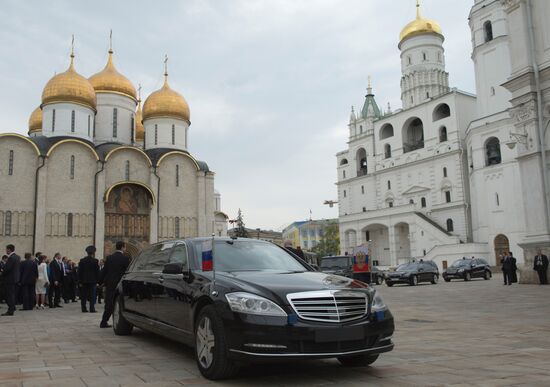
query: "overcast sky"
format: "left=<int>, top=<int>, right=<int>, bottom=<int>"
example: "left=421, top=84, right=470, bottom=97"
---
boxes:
left=0, top=0, right=475, bottom=231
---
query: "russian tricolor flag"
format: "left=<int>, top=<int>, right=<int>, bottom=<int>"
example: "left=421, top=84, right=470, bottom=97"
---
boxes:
left=202, top=239, right=213, bottom=271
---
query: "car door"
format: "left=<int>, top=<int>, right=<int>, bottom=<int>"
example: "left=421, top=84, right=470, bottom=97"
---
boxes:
left=154, top=242, right=193, bottom=334
left=473, top=259, right=484, bottom=278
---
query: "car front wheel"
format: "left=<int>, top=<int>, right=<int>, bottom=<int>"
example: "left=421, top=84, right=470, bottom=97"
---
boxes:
left=195, top=305, right=239, bottom=380
left=444, top=277, right=451, bottom=282
left=338, top=354, right=379, bottom=367
left=484, top=270, right=491, bottom=280
left=431, top=274, right=438, bottom=284
left=376, top=276, right=383, bottom=285
left=386, top=281, right=394, bottom=287
left=113, top=294, right=133, bottom=336
left=464, top=272, right=471, bottom=281
left=410, top=275, right=418, bottom=286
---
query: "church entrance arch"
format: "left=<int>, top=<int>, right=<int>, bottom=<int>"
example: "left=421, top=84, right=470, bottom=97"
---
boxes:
left=494, top=234, right=510, bottom=266
left=104, top=183, right=154, bottom=258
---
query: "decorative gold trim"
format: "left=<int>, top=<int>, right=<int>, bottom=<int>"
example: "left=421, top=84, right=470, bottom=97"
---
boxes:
left=156, top=150, right=200, bottom=170
left=0, top=133, right=40, bottom=155
left=95, top=90, right=138, bottom=102
left=46, top=139, right=99, bottom=160
left=104, top=146, right=152, bottom=166
left=143, top=115, right=191, bottom=125
left=104, top=180, right=156, bottom=206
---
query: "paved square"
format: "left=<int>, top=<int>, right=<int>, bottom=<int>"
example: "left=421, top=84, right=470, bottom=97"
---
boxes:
left=0, top=275, right=549, bottom=386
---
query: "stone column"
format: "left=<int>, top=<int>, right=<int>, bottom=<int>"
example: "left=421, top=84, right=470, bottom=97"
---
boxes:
left=389, top=225, right=398, bottom=266
left=33, top=158, right=48, bottom=252
left=196, top=171, right=206, bottom=237
left=149, top=168, right=159, bottom=243
left=94, top=162, right=106, bottom=257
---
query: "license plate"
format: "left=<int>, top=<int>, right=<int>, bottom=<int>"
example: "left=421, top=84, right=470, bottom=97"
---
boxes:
left=315, top=326, right=364, bottom=342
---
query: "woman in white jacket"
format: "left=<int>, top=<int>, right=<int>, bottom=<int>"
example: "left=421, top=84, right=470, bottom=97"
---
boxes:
left=35, top=255, right=49, bottom=309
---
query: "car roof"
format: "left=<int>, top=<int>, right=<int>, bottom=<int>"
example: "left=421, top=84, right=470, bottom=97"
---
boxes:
left=151, top=237, right=272, bottom=246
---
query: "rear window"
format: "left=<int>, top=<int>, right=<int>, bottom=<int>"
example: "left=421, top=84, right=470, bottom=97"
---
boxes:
left=320, top=257, right=350, bottom=269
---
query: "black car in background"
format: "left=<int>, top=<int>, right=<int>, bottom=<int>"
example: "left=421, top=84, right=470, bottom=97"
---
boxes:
left=443, top=258, right=492, bottom=282
left=320, top=256, right=385, bottom=285
left=385, top=261, right=439, bottom=286
left=113, top=238, right=395, bottom=380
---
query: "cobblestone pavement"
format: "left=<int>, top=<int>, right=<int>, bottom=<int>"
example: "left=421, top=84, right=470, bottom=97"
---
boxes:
left=0, top=275, right=549, bottom=387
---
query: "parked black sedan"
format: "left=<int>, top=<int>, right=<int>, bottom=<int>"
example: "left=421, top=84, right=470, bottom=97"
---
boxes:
left=385, top=261, right=439, bottom=286
left=442, top=258, right=492, bottom=282
left=319, top=256, right=385, bottom=285
left=113, top=238, right=395, bottom=380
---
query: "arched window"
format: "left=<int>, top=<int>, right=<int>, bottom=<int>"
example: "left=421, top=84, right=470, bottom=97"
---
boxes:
left=384, top=144, right=392, bottom=159
left=421, top=197, right=427, bottom=208
left=387, top=180, right=391, bottom=190
left=445, top=191, right=451, bottom=203
left=380, top=124, right=394, bottom=139
left=343, top=170, right=346, bottom=179
left=446, top=219, right=454, bottom=232
left=356, top=148, right=367, bottom=176
left=439, top=126, right=448, bottom=142
left=409, top=199, right=414, bottom=204
left=361, top=185, right=365, bottom=194
left=113, top=108, right=118, bottom=138
left=5, top=211, right=12, bottom=236
left=343, top=190, right=347, bottom=198
left=8, top=150, right=14, bottom=176
left=433, top=103, right=451, bottom=121
left=403, top=117, right=424, bottom=153
left=125, top=160, right=130, bottom=180
left=172, top=124, right=176, bottom=145
left=67, top=213, right=73, bottom=237
left=70, top=155, right=75, bottom=180
left=71, top=110, right=75, bottom=132
left=484, top=21, right=493, bottom=42
left=388, top=201, right=394, bottom=208
left=485, top=137, right=501, bottom=166
left=443, top=167, right=448, bottom=178
left=340, top=158, right=348, bottom=166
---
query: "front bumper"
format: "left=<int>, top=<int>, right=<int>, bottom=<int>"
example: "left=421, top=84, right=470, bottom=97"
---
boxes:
left=385, top=276, right=410, bottom=284
left=219, top=306, right=395, bottom=361
left=443, top=272, right=464, bottom=279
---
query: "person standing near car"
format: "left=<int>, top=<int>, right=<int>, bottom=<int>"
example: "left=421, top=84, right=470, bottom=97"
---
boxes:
left=1, top=245, right=21, bottom=316
left=19, top=253, right=38, bottom=311
left=533, top=249, right=549, bottom=285
left=48, top=253, right=65, bottom=308
left=99, top=241, right=130, bottom=328
left=502, top=252, right=517, bottom=285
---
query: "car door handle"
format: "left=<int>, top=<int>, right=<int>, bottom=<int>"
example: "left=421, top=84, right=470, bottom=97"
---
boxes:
left=152, top=272, right=164, bottom=283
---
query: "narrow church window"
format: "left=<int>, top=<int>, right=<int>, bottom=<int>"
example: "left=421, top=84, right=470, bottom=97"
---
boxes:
left=360, top=125, right=363, bottom=133
left=88, top=115, right=91, bottom=137
left=67, top=213, right=73, bottom=237
left=343, top=170, right=346, bottom=179
left=496, top=193, right=500, bottom=206
left=131, top=115, right=135, bottom=141
left=366, top=231, right=370, bottom=241
left=387, top=180, right=391, bottom=190
left=4, top=211, right=12, bottom=236
left=385, top=144, right=392, bottom=159
left=407, top=56, right=411, bottom=65
left=125, top=160, right=130, bottom=181
left=8, top=150, right=14, bottom=176
left=426, top=92, right=430, bottom=99
left=70, top=155, right=75, bottom=180
left=52, top=109, right=56, bottom=131
left=439, top=126, right=448, bottom=142
left=362, top=207, right=366, bottom=212
left=343, top=190, right=347, bottom=198
left=422, top=52, right=427, bottom=61
left=446, top=218, right=454, bottom=232
left=445, top=191, right=451, bottom=203
left=490, top=87, right=495, bottom=96
left=154, top=124, right=158, bottom=145
left=176, top=164, right=180, bottom=187
left=437, top=52, right=441, bottom=62
left=409, top=199, right=414, bottom=204
left=361, top=185, right=365, bottom=194
left=421, top=197, right=426, bottom=208
left=71, top=110, right=75, bottom=132
left=93, top=116, right=96, bottom=137
left=443, top=167, right=448, bottom=178
left=485, top=137, right=501, bottom=166
left=410, top=96, right=413, bottom=104
left=175, top=217, right=180, bottom=238
left=113, top=108, right=118, bottom=138
left=484, top=21, right=493, bottom=42
left=172, top=124, right=176, bottom=145
left=388, top=201, right=394, bottom=208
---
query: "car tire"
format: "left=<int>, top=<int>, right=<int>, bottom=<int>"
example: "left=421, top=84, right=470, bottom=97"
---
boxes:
left=464, top=272, right=471, bottom=281
left=444, top=278, right=451, bottom=282
left=386, top=281, right=394, bottom=287
left=195, top=305, right=239, bottom=380
left=431, top=274, right=438, bottom=284
left=338, top=354, right=379, bottom=367
left=483, top=270, right=491, bottom=280
left=410, top=275, right=418, bottom=286
left=113, top=294, right=133, bottom=336
left=376, top=276, right=383, bottom=285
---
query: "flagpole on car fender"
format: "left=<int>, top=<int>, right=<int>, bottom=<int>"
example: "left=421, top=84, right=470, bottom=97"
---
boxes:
left=211, top=233, right=217, bottom=296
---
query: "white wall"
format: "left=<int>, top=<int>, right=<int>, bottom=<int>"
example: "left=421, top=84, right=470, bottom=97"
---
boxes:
left=42, top=103, right=95, bottom=141
left=144, top=117, right=189, bottom=150
left=94, top=93, right=136, bottom=145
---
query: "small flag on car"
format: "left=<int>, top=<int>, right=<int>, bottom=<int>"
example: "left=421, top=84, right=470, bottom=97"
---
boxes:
left=202, top=239, right=213, bottom=271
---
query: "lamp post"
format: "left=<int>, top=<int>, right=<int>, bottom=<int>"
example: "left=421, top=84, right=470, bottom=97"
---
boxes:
left=256, top=228, right=261, bottom=240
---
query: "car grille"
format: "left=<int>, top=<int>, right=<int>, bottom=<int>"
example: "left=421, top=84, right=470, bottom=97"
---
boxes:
left=286, top=290, right=368, bottom=323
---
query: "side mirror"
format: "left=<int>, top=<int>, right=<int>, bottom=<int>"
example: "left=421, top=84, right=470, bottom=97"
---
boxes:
left=163, top=262, right=184, bottom=275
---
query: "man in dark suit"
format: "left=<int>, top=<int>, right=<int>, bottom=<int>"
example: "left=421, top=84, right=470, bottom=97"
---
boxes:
left=78, top=246, right=100, bottom=313
left=0, top=255, right=7, bottom=304
left=48, top=253, right=65, bottom=308
left=1, top=245, right=21, bottom=316
left=19, top=253, right=38, bottom=310
left=533, top=249, right=549, bottom=285
left=99, top=241, right=130, bottom=328
left=502, top=251, right=518, bottom=285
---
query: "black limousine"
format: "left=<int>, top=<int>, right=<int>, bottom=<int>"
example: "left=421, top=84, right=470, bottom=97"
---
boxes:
left=112, top=237, right=394, bottom=380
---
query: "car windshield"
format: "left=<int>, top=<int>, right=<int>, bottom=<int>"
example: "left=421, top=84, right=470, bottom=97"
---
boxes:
left=320, top=257, right=349, bottom=269
left=451, top=259, right=472, bottom=268
left=193, top=240, right=307, bottom=272
left=396, top=263, right=417, bottom=271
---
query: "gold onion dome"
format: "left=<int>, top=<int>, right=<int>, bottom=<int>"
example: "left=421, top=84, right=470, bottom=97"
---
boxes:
left=143, top=69, right=190, bottom=123
left=28, top=106, right=42, bottom=133
left=41, top=53, right=97, bottom=110
left=399, top=1, right=442, bottom=44
left=89, top=49, right=137, bottom=100
left=135, top=99, right=145, bottom=141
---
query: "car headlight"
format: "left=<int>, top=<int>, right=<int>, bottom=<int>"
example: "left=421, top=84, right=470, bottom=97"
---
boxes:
left=457, top=268, right=464, bottom=273
left=371, top=291, right=387, bottom=311
left=225, top=292, right=287, bottom=316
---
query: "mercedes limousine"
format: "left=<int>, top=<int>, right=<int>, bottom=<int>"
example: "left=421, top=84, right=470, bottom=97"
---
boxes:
left=112, top=237, right=395, bottom=380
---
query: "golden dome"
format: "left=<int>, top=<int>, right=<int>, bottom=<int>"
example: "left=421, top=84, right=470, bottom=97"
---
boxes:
left=143, top=74, right=190, bottom=123
left=89, top=50, right=137, bottom=100
left=28, top=106, right=42, bottom=133
left=135, top=99, right=144, bottom=141
left=41, top=54, right=97, bottom=110
left=399, top=1, right=442, bottom=44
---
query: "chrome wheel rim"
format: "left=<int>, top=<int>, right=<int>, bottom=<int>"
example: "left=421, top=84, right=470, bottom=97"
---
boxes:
left=113, top=299, right=119, bottom=327
left=413, top=276, right=417, bottom=285
left=433, top=275, right=438, bottom=283
left=196, top=316, right=215, bottom=369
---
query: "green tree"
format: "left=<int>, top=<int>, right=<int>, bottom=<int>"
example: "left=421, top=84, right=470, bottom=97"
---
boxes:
left=312, top=222, right=340, bottom=257
left=234, top=208, right=248, bottom=238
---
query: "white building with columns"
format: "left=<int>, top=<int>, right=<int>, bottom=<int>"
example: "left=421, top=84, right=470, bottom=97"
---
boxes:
left=337, top=0, right=550, bottom=282
left=0, top=42, right=226, bottom=259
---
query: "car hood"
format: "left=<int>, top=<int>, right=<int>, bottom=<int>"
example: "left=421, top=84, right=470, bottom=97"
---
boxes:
left=215, top=271, right=371, bottom=305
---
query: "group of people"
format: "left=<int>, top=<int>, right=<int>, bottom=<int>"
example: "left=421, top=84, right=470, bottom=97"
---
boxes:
left=499, top=249, right=549, bottom=285
left=0, top=241, right=130, bottom=328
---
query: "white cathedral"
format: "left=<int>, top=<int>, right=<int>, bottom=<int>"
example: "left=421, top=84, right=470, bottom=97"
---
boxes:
left=0, top=42, right=228, bottom=259
left=337, top=0, right=550, bottom=282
